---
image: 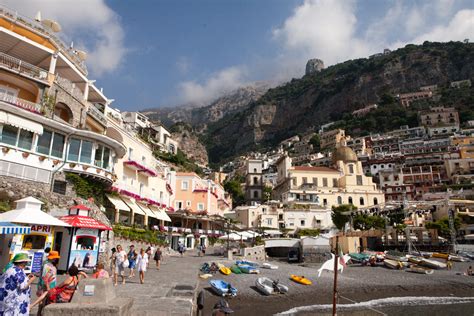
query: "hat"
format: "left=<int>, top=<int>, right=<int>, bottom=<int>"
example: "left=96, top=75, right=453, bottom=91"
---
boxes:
left=12, top=253, right=31, bottom=263
left=47, top=251, right=61, bottom=260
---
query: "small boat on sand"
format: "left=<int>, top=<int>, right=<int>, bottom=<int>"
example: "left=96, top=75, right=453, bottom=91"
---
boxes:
left=199, top=273, right=213, bottom=279
left=419, top=259, right=447, bottom=269
left=209, top=280, right=237, bottom=297
left=239, top=264, right=260, bottom=274
left=432, top=253, right=449, bottom=259
left=349, top=253, right=370, bottom=263
left=255, top=277, right=289, bottom=295
left=220, top=266, right=232, bottom=275
left=407, top=256, right=423, bottom=264
left=262, top=262, right=278, bottom=270
left=407, top=265, right=434, bottom=274
left=236, top=260, right=259, bottom=267
left=290, top=274, right=312, bottom=285
left=230, top=265, right=242, bottom=274
left=384, top=259, right=403, bottom=269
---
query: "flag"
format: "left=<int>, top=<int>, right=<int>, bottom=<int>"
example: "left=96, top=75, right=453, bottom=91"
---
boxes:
left=338, top=246, right=347, bottom=267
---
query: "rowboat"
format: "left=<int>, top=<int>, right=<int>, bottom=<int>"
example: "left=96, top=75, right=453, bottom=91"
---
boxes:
left=419, top=258, right=447, bottom=269
left=407, top=256, right=423, bottom=264
left=449, top=255, right=469, bottom=262
left=230, top=265, right=242, bottom=274
left=349, top=253, right=370, bottom=263
left=220, top=266, right=232, bottom=275
left=407, top=265, right=434, bottom=275
left=239, top=264, right=260, bottom=274
left=432, top=253, right=449, bottom=259
left=209, top=280, right=237, bottom=297
left=262, top=262, right=278, bottom=270
left=384, top=259, right=403, bottom=269
left=290, top=274, right=312, bottom=285
left=199, top=273, right=213, bottom=279
left=385, top=254, right=408, bottom=262
left=255, top=277, right=289, bottom=295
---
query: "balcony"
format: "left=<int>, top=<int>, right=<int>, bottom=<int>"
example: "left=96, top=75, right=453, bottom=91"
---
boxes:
left=123, top=160, right=158, bottom=177
left=87, top=104, right=108, bottom=127
left=0, top=93, right=43, bottom=114
left=0, top=52, right=49, bottom=84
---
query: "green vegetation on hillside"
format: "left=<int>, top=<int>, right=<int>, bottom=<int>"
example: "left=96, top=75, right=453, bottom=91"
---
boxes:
left=154, top=149, right=203, bottom=176
left=223, top=177, right=245, bottom=206
left=66, top=173, right=111, bottom=206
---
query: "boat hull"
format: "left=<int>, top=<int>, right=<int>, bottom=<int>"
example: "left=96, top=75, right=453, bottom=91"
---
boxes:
left=209, top=280, right=237, bottom=297
left=256, top=277, right=289, bottom=295
left=290, top=274, right=312, bottom=285
left=407, top=266, right=434, bottom=274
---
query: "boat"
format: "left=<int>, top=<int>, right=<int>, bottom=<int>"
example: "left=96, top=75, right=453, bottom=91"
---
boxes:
left=419, top=259, right=447, bottom=269
left=216, top=262, right=225, bottom=269
left=199, top=274, right=213, bottom=279
left=384, top=259, right=403, bottom=269
left=230, top=265, right=242, bottom=274
left=407, top=256, right=423, bottom=264
left=236, top=260, right=259, bottom=267
left=407, top=265, right=434, bottom=275
left=255, top=277, right=289, bottom=295
left=239, top=264, right=260, bottom=274
left=290, top=274, right=312, bottom=285
left=385, top=254, right=408, bottom=262
left=209, top=280, right=237, bottom=297
left=449, top=255, right=469, bottom=262
left=432, top=253, right=449, bottom=259
left=220, top=266, right=232, bottom=275
left=349, top=253, right=370, bottom=263
left=262, top=262, right=278, bottom=270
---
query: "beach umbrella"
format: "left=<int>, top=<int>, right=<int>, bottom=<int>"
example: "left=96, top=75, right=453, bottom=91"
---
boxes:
left=218, top=233, right=247, bottom=241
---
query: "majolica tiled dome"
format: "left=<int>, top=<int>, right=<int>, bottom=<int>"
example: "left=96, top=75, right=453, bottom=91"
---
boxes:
left=332, top=146, right=358, bottom=164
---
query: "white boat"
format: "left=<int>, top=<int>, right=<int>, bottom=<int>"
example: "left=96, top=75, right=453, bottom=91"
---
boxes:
left=262, top=262, right=278, bottom=270
left=385, top=254, right=408, bottom=262
left=255, top=277, right=288, bottom=296
left=407, top=265, right=434, bottom=275
left=384, top=259, right=403, bottom=269
left=419, top=258, right=447, bottom=269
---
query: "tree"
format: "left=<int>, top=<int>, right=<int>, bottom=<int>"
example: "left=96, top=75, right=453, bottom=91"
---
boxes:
left=223, top=178, right=245, bottom=206
left=263, top=185, right=273, bottom=201
left=309, top=134, right=321, bottom=152
left=353, top=214, right=386, bottom=230
left=331, top=204, right=352, bottom=231
left=425, top=216, right=461, bottom=239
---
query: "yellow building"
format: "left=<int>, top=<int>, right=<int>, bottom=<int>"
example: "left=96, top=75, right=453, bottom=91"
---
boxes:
left=451, top=135, right=474, bottom=159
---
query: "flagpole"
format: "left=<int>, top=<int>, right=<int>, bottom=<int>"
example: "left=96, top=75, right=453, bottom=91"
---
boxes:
left=332, top=235, right=339, bottom=316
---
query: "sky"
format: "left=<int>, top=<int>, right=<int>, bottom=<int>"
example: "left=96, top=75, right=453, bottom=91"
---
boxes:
left=4, top=0, right=474, bottom=110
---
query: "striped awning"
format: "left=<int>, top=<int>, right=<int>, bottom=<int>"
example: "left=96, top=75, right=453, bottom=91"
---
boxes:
left=0, top=222, right=31, bottom=234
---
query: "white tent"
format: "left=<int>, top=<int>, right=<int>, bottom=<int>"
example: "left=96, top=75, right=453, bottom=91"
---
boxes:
left=239, top=231, right=261, bottom=238
left=218, top=232, right=248, bottom=241
left=0, top=197, right=70, bottom=227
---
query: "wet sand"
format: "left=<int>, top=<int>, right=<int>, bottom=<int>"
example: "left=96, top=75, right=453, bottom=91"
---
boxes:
left=198, top=259, right=474, bottom=316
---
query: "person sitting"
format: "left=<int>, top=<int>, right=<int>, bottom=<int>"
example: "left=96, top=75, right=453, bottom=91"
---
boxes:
left=92, top=262, right=110, bottom=279
left=32, top=265, right=87, bottom=307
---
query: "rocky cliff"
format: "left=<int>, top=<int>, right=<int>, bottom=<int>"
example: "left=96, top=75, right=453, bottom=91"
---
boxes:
left=204, top=41, right=474, bottom=164
left=170, top=123, right=209, bottom=166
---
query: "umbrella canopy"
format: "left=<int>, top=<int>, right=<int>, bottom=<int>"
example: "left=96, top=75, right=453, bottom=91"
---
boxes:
left=218, top=232, right=248, bottom=241
left=239, top=231, right=261, bottom=238
left=0, top=197, right=70, bottom=227
left=0, top=222, right=31, bottom=234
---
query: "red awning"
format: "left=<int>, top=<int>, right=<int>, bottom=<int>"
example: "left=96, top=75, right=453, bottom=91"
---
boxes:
left=59, top=215, right=112, bottom=230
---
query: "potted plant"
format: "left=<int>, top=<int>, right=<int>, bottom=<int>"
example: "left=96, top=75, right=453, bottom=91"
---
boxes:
left=22, top=152, right=29, bottom=158
left=2, top=147, right=10, bottom=154
left=69, top=162, right=76, bottom=168
left=96, top=168, right=102, bottom=174
left=39, top=155, right=46, bottom=161
left=82, top=165, right=89, bottom=171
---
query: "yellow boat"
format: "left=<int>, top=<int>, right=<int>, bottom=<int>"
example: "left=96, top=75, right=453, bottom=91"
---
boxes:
left=220, top=267, right=232, bottom=275
left=290, top=274, right=312, bottom=285
left=432, top=253, right=449, bottom=259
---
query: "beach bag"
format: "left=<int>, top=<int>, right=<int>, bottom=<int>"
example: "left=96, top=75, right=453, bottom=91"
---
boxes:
left=122, top=259, right=129, bottom=268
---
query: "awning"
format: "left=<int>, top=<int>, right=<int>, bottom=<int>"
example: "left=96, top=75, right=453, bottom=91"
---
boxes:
left=0, top=222, right=31, bottom=234
left=136, top=203, right=156, bottom=219
left=106, top=194, right=130, bottom=212
left=122, top=198, right=145, bottom=216
left=148, top=205, right=172, bottom=222
left=59, top=215, right=112, bottom=230
left=6, top=113, right=43, bottom=135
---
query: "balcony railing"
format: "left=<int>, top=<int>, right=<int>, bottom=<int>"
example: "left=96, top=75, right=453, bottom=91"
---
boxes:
left=0, top=94, right=43, bottom=114
left=0, top=52, right=48, bottom=82
left=55, top=75, right=85, bottom=102
left=87, top=104, right=108, bottom=126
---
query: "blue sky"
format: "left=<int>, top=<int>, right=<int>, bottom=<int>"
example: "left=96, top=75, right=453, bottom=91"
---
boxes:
left=5, top=0, right=474, bottom=110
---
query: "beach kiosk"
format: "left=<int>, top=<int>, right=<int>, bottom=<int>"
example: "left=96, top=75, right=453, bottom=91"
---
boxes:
left=57, top=204, right=112, bottom=272
left=0, top=197, right=70, bottom=274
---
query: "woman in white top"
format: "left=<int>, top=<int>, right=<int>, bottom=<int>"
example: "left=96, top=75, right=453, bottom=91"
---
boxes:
left=137, top=248, right=148, bottom=284
left=113, top=245, right=127, bottom=286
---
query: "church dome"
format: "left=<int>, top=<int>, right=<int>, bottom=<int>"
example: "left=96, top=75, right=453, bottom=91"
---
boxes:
left=331, top=146, right=358, bottom=164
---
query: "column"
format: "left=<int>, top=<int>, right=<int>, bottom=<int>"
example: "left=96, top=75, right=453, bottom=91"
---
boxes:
left=83, top=82, right=89, bottom=101
left=114, top=208, right=119, bottom=224
left=48, top=53, right=58, bottom=74
left=144, top=215, right=149, bottom=227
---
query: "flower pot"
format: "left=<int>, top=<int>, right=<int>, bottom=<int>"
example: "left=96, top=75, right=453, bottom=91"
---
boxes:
left=22, top=152, right=29, bottom=158
left=2, top=147, right=10, bottom=154
left=96, top=168, right=102, bottom=174
left=53, top=159, right=60, bottom=165
left=39, top=156, right=46, bottom=161
left=82, top=165, right=89, bottom=171
left=69, top=163, right=76, bottom=168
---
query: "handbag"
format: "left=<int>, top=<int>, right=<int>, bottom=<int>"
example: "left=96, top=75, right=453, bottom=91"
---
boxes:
left=122, top=259, right=129, bottom=268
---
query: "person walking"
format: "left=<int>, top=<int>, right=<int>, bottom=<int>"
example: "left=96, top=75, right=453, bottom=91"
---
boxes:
left=127, top=245, right=138, bottom=279
left=113, top=245, right=127, bottom=286
left=197, top=244, right=202, bottom=257
left=154, top=247, right=162, bottom=270
left=178, top=242, right=184, bottom=257
left=137, top=248, right=148, bottom=284
left=0, top=253, right=36, bottom=315
left=145, top=247, right=152, bottom=269
left=36, top=251, right=60, bottom=315
left=201, top=244, right=206, bottom=257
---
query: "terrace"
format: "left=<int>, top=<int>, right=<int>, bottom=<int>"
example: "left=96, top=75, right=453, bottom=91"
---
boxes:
left=0, top=52, right=49, bottom=84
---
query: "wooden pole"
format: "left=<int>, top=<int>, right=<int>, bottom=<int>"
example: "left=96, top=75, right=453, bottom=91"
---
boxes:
left=332, top=235, right=339, bottom=316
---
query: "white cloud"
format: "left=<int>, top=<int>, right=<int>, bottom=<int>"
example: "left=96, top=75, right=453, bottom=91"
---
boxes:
left=2, top=0, right=126, bottom=76
left=177, top=66, right=247, bottom=105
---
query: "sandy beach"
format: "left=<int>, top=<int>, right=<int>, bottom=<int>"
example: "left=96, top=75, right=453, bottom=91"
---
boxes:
left=198, top=258, right=474, bottom=315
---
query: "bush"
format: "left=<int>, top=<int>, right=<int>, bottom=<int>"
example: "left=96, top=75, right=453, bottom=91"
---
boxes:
left=65, top=173, right=110, bottom=206
left=113, top=225, right=166, bottom=245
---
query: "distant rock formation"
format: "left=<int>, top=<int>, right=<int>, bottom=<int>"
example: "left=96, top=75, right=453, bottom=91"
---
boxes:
left=305, top=59, right=325, bottom=75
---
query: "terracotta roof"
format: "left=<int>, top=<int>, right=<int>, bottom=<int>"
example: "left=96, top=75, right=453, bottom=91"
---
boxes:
left=293, top=166, right=339, bottom=172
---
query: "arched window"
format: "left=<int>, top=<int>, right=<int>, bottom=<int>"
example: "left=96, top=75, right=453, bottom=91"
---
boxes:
left=54, top=102, right=74, bottom=124
left=348, top=164, right=354, bottom=174
left=337, top=196, right=342, bottom=205
left=348, top=197, right=353, bottom=204
left=374, top=198, right=378, bottom=205
left=360, top=197, right=365, bottom=205
left=253, top=177, right=259, bottom=185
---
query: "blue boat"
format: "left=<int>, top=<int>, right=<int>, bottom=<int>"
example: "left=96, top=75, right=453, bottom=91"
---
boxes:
left=236, top=260, right=259, bottom=267
left=238, top=264, right=260, bottom=274
left=209, top=279, right=238, bottom=297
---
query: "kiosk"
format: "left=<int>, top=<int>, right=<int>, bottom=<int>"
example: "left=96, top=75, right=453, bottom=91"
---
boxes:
left=57, top=205, right=112, bottom=271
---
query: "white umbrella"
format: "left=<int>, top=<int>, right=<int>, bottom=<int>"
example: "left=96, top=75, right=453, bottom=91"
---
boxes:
left=0, top=197, right=70, bottom=227
left=239, top=231, right=261, bottom=238
left=218, top=232, right=248, bottom=241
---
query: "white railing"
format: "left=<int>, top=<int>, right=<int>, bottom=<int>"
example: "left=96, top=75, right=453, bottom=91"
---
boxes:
left=0, top=93, right=42, bottom=114
left=0, top=52, right=48, bottom=81
left=0, top=4, right=87, bottom=75
left=87, top=104, right=107, bottom=126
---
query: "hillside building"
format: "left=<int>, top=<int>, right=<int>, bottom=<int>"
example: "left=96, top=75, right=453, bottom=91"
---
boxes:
left=398, top=91, right=433, bottom=107
left=419, top=106, right=459, bottom=127
left=320, top=129, right=347, bottom=151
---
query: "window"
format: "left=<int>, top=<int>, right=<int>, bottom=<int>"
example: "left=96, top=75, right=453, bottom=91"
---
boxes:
left=67, top=138, right=81, bottom=161
left=17, top=130, right=33, bottom=150
left=312, top=178, right=318, bottom=186
left=0, top=125, right=18, bottom=146
left=128, top=147, right=133, bottom=160
left=197, top=203, right=204, bottom=210
left=337, top=196, right=342, bottom=204
left=186, top=200, right=191, bottom=207
left=139, top=183, right=144, bottom=196
left=253, top=176, right=259, bottom=185
left=289, top=222, right=294, bottom=227
left=102, top=147, right=111, bottom=170
left=37, top=130, right=53, bottom=155
left=332, top=178, right=338, bottom=187
left=52, top=180, right=67, bottom=195
left=300, top=220, right=305, bottom=226
left=322, top=178, right=328, bottom=187
left=0, top=85, right=18, bottom=102
left=348, top=164, right=354, bottom=174
left=266, top=218, right=272, bottom=226
left=323, top=198, right=327, bottom=206
left=50, top=133, right=65, bottom=158
left=360, top=197, right=365, bottom=205
left=253, top=190, right=259, bottom=198
left=181, top=181, right=189, bottom=190
left=278, top=214, right=283, bottom=220
left=79, top=141, right=93, bottom=164
left=176, top=201, right=183, bottom=209
left=302, top=177, right=307, bottom=184
left=356, top=175, right=363, bottom=185
left=292, top=178, right=297, bottom=186
left=348, top=197, right=353, bottom=204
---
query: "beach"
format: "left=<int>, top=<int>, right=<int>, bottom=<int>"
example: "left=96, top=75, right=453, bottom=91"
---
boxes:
left=198, top=258, right=474, bottom=315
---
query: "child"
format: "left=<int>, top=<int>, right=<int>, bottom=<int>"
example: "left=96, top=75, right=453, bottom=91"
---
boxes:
left=92, top=262, right=110, bottom=279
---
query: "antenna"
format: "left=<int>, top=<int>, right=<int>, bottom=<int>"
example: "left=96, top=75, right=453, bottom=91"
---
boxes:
left=41, top=19, right=62, bottom=32
left=34, top=11, right=42, bottom=22
left=70, top=41, right=74, bottom=49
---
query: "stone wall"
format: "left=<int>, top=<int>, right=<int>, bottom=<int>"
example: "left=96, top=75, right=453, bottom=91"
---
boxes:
left=240, top=245, right=266, bottom=261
